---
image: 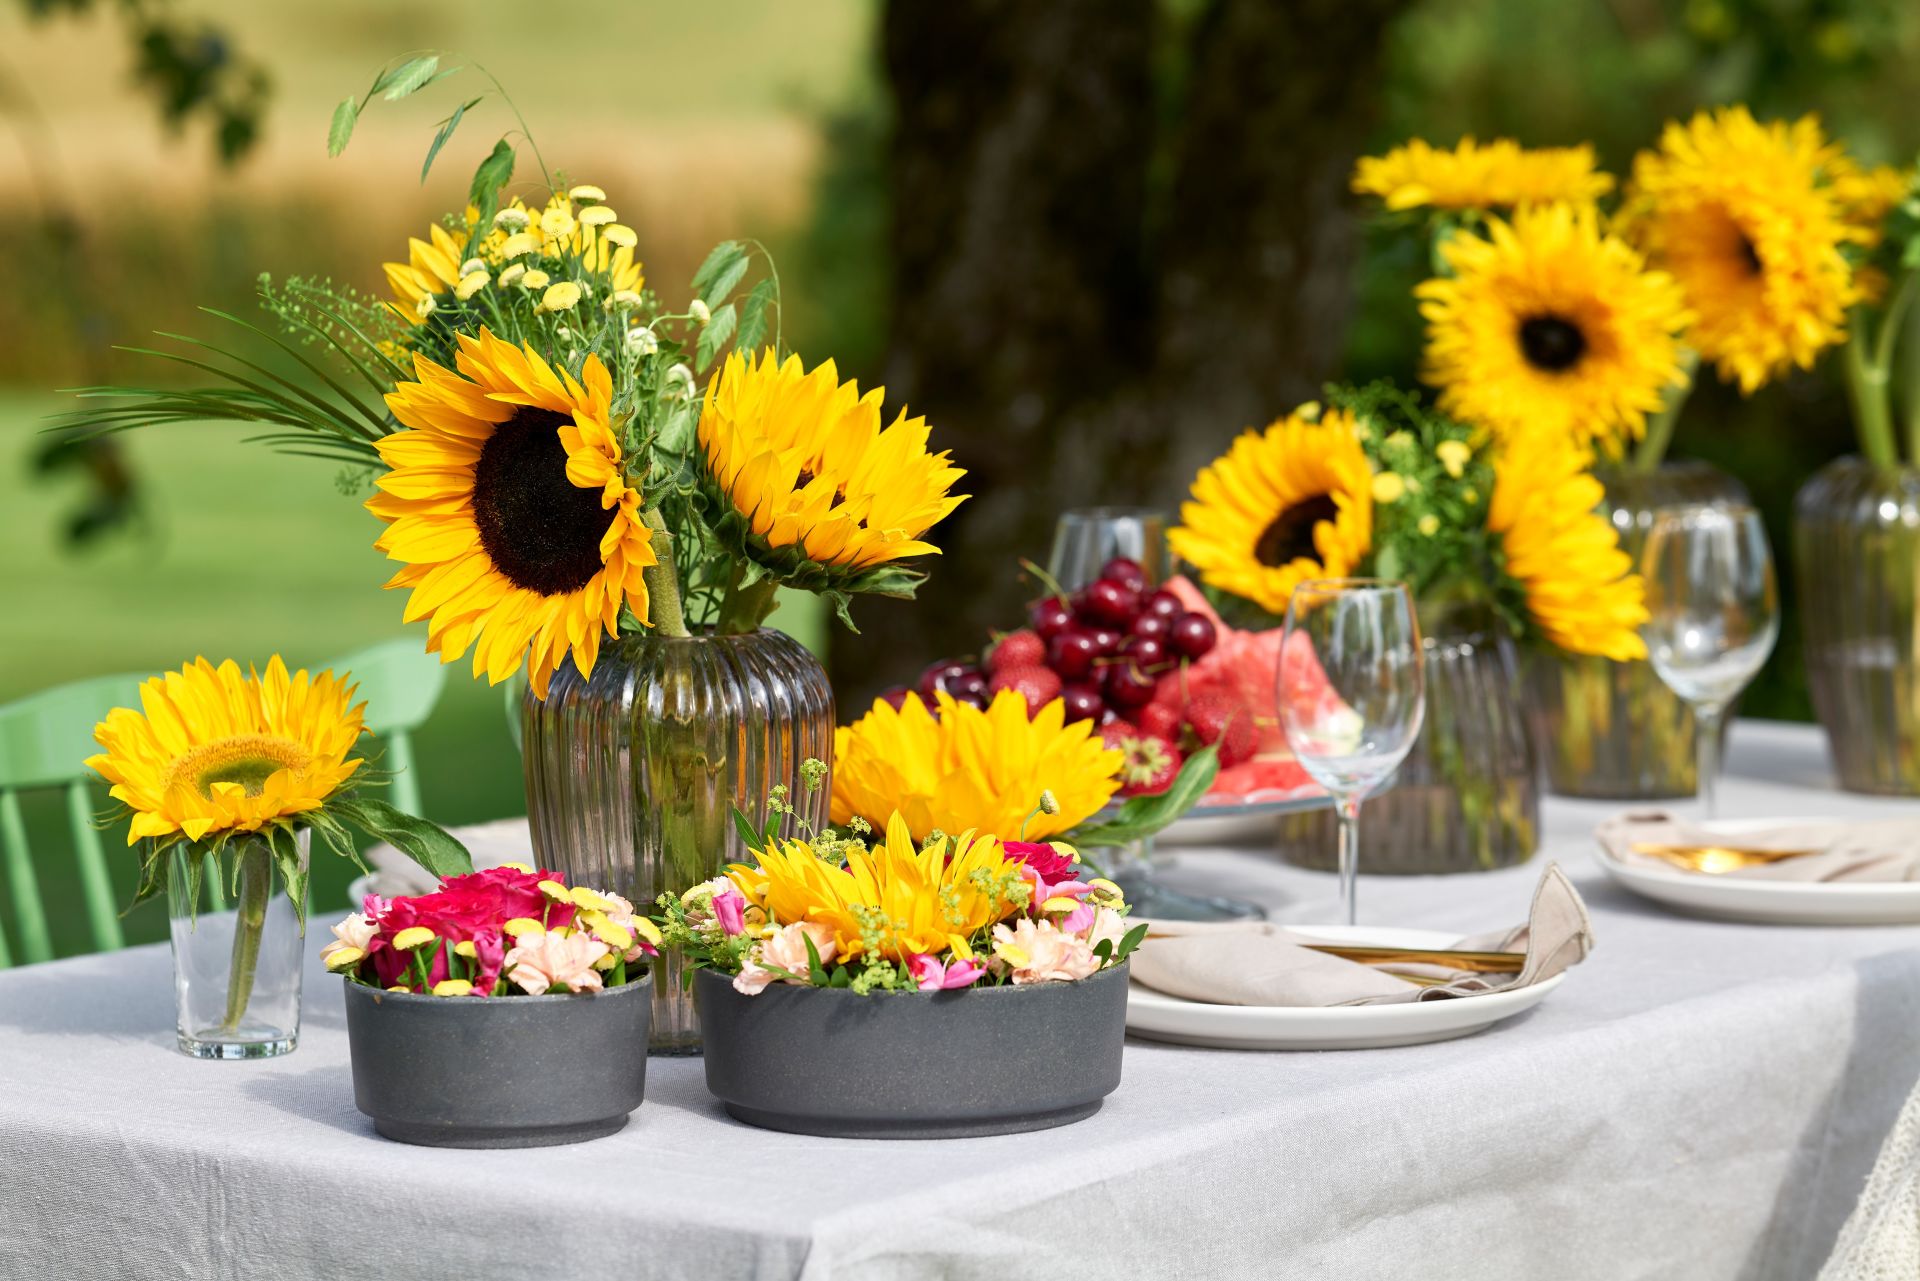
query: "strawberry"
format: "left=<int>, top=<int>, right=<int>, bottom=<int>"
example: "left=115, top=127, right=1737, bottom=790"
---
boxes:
left=1185, top=690, right=1257, bottom=767
left=987, top=628, right=1046, bottom=673
left=1136, top=701, right=1182, bottom=743
left=1100, top=724, right=1183, bottom=796
left=987, top=664, right=1063, bottom=717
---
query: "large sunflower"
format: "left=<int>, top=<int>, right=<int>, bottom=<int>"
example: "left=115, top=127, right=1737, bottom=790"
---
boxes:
left=699, top=349, right=967, bottom=585
left=831, top=690, right=1120, bottom=843
left=1167, top=408, right=1374, bottom=615
left=1623, top=108, right=1861, bottom=393
left=728, top=812, right=1022, bottom=964
left=1416, top=202, right=1691, bottom=455
left=87, top=656, right=364, bottom=846
left=1353, top=137, right=1614, bottom=212
left=1488, top=435, right=1647, bottom=660
left=384, top=221, right=466, bottom=325
left=367, top=329, right=657, bottom=698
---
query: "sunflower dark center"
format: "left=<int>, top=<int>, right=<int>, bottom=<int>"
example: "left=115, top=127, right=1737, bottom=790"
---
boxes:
left=1518, top=315, right=1587, bottom=373
left=1737, top=233, right=1764, bottom=275
left=471, top=408, right=616, bottom=597
left=1255, top=495, right=1338, bottom=568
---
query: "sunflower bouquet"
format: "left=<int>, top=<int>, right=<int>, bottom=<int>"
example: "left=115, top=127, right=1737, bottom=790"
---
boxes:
left=659, top=759, right=1146, bottom=997
left=61, top=54, right=967, bottom=700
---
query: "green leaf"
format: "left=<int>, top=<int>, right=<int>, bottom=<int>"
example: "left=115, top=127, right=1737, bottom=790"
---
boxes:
left=803, top=932, right=828, bottom=986
left=335, top=797, right=472, bottom=880
left=731, top=804, right=764, bottom=856
left=1066, top=743, right=1220, bottom=849
left=468, top=139, right=515, bottom=226
left=690, top=241, right=746, bottom=296
left=702, top=255, right=750, bottom=309
left=735, top=277, right=777, bottom=354
left=267, top=823, right=310, bottom=930
left=1113, top=922, right=1149, bottom=963
left=327, top=97, right=359, bottom=158
left=694, top=302, right=737, bottom=372
left=377, top=55, right=441, bottom=101
left=421, top=97, right=481, bottom=183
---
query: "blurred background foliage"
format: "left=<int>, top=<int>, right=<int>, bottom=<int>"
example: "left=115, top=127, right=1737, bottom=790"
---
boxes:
left=2, top=0, right=1916, bottom=952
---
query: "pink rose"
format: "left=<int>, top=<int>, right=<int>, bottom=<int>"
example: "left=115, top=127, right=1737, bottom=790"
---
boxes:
left=713, top=886, right=748, bottom=936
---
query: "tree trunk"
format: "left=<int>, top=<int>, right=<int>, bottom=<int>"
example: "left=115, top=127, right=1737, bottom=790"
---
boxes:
left=840, top=0, right=1405, bottom=699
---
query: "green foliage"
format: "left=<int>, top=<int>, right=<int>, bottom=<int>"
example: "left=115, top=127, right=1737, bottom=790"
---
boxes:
left=1067, top=743, right=1220, bottom=849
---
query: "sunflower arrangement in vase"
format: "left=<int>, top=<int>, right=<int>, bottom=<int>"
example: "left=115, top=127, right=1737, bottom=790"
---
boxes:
left=61, top=54, right=967, bottom=1050
left=1353, top=117, right=1912, bottom=799
left=660, top=748, right=1143, bottom=1138
left=85, top=656, right=471, bottom=1059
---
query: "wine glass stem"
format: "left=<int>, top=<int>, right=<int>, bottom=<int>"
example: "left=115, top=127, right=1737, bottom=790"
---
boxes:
left=1336, top=796, right=1363, bottom=926
left=1695, top=703, right=1723, bottom=821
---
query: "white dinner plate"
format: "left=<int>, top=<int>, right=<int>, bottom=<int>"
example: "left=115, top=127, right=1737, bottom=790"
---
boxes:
left=1593, top=817, right=1920, bottom=926
left=1124, top=925, right=1563, bottom=1050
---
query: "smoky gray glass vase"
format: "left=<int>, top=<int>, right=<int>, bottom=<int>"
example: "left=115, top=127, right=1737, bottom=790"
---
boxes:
left=1280, top=602, right=1538, bottom=875
left=1795, top=455, right=1920, bottom=795
left=520, top=627, right=834, bottom=1053
left=1525, top=460, right=1747, bottom=799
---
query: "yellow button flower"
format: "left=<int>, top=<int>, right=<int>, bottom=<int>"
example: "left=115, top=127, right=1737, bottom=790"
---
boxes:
left=452, top=940, right=478, bottom=959
left=323, top=946, right=365, bottom=971
left=1436, top=439, right=1473, bottom=478
left=1418, top=513, right=1441, bottom=536
left=541, top=282, right=581, bottom=312
left=520, top=269, right=551, bottom=291
left=1371, top=472, right=1407, bottom=504
left=540, top=206, right=576, bottom=239
left=498, top=861, right=533, bottom=872
left=391, top=927, right=436, bottom=952
left=602, top=224, right=638, bottom=249
left=579, top=206, right=617, bottom=227
left=431, top=979, right=474, bottom=997
left=499, top=231, right=538, bottom=259
left=537, top=879, right=571, bottom=901
left=503, top=917, right=544, bottom=938
left=568, top=184, right=607, bottom=202
left=455, top=270, right=490, bottom=301
left=497, top=263, right=527, bottom=288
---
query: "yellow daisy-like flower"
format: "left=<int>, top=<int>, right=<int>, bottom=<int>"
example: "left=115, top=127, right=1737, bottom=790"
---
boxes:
left=830, top=690, right=1121, bottom=843
left=728, top=812, right=1024, bottom=964
left=86, top=656, right=365, bottom=846
left=699, top=349, right=968, bottom=573
left=1352, top=137, right=1614, bottom=212
left=1623, top=107, right=1862, bottom=393
left=1417, top=202, right=1691, bottom=455
left=1488, top=435, right=1648, bottom=660
left=367, top=329, right=658, bottom=698
left=1166, top=408, right=1374, bottom=616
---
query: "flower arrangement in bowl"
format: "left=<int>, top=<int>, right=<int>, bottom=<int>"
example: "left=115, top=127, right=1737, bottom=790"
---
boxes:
left=661, top=746, right=1154, bottom=1139
left=329, top=864, right=661, bottom=1148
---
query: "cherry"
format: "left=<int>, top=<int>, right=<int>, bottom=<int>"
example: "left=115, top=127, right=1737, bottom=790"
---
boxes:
left=1085, top=626, right=1124, bottom=657
left=1123, top=635, right=1169, bottom=670
left=1058, top=682, right=1105, bottom=723
left=1140, top=589, right=1183, bottom=621
left=1130, top=612, right=1171, bottom=642
left=1099, top=557, right=1148, bottom=593
left=879, top=685, right=910, bottom=710
left=1030, top=596, right=1075, bottom=640
left=917, top=659, right=972, bottom=700
left=1048, top=630, right=1100, bottom=680
left=1075, top=579, right=1139, bottom=627
left=951, top=670, right=989, bottom=703
left=1168, top=612, right=1218, bottom=659
left=1105, top=660, right=1157, bottom=707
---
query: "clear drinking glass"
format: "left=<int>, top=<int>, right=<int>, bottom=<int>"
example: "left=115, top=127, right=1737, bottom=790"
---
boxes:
left=1640, top=503, right=1779, bottom=819
left=1047, top=507, right=1169, bottom=590
left=168, top=832, right=308, bottom=1059
left=1279, top=580, right=1426, bottom=925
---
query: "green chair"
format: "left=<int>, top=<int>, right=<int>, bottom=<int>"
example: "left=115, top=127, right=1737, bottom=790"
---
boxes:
left=0, top=639, right=446, bottom=968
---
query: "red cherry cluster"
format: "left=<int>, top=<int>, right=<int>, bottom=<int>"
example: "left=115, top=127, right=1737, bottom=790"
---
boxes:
left=879, top=557, right=1218, bottom=726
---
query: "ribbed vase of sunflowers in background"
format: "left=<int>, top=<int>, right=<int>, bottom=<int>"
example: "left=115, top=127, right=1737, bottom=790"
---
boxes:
left=64, top=55, right=967, bottom=1050
left=1167, top=382, right=1647, bottom=874
left=1350, top=112, right=1909, bottom=798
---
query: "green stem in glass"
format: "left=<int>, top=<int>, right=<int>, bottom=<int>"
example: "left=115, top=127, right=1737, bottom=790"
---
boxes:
left=714, top=575, right=779, bottom=636
left=223, top=843, right=272, bottom=1031
left=639, top=508, right=690, bottom=637
left=1630, top=349, right=1698, bottom=474
left=1844, top=332, right=1900, bottom=471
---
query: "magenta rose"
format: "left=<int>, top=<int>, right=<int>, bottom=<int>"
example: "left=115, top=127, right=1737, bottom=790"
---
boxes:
left=1002, top=841, right=1078, bottom=883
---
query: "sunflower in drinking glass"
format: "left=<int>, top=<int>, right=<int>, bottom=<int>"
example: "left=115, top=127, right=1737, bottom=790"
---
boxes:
left=697, top=349, right=967, bottom=621
left=1415, top=202, right=1691, bottom=456
left=1166, top=407, right=1374, bottom=616
left=367, top=328, right=657, bottom=698
left=1622, top=107, right=1863, bottom=394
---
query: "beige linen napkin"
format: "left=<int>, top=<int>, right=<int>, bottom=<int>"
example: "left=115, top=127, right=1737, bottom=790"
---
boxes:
left=1595, top=813, right=1920, bottom=882
left=1129, top=863, right=1593, bottom=1007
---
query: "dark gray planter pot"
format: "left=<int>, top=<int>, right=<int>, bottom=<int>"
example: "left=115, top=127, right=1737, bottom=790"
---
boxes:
left=343, top=979, right=650, bottom=1148
left=695, top=962, right=1128, bottom=1139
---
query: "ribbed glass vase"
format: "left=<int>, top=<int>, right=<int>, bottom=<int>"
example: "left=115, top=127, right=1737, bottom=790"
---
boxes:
left=520, top=628, right=834, bottom=1053
left=1795, top=456, right=1920, bottom=794
left=1526, top=460, right=1747, bottom=799
left=1279, top=603, right=1538, bottom=875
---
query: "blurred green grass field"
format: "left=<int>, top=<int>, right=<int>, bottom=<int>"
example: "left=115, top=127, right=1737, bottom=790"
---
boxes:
left=2, top=394, right=527, bottom=955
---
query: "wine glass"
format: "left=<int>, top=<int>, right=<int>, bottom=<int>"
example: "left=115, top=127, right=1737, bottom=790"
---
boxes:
left=1640, top=504, right=1779, bottom=819
left=1279, top=580, right=1426, bottom=926
left=1047, top=507, right=1169, bottom=592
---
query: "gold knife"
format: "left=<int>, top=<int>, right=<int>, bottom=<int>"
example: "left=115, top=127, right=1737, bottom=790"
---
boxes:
left=1628, top=842, right=1817, bottom=874
left=1297, top=943, right=1523, bottom=974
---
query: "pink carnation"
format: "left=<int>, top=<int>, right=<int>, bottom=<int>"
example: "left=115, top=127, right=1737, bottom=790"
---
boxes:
left=1002, top=841, right=1079, bottom=883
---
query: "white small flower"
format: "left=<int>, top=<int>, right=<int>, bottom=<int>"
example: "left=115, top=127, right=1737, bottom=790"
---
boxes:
left=664, top=362, right=696, bottom=399
left=612, top=289, right=644, bottom=308
left=626, top=326, right=659, bottom=355
left=497, top=263, right=526, bottom=288
left=568, top=184, right=607, bottom=202
left=414, top=295, right=436, bottom=318
left=459, top=257, right=486, bottom=277
left=454, top=270, right=490, bottom=301
left=554, top=325, right=572, bottom=341
left=493, top=207, right=531, bottom=233
left=579, top=206, right=617, bottom=227
left=689, top=299, right=711, bottom=325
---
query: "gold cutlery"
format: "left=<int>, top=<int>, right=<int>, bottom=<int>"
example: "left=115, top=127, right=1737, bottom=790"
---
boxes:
left=1297, top=943, right=1522, bottom=974
left=1628, top=842, right=1817, bottom=875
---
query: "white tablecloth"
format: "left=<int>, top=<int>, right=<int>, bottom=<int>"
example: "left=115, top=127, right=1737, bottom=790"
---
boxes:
left=5, top=720, right=1919, bottom=1280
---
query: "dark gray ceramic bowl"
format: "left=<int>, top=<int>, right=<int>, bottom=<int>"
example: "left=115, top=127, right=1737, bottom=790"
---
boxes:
left=695, top=962, right=1128, bottom=1138
left=343, top=979, right=650, bottom=1148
